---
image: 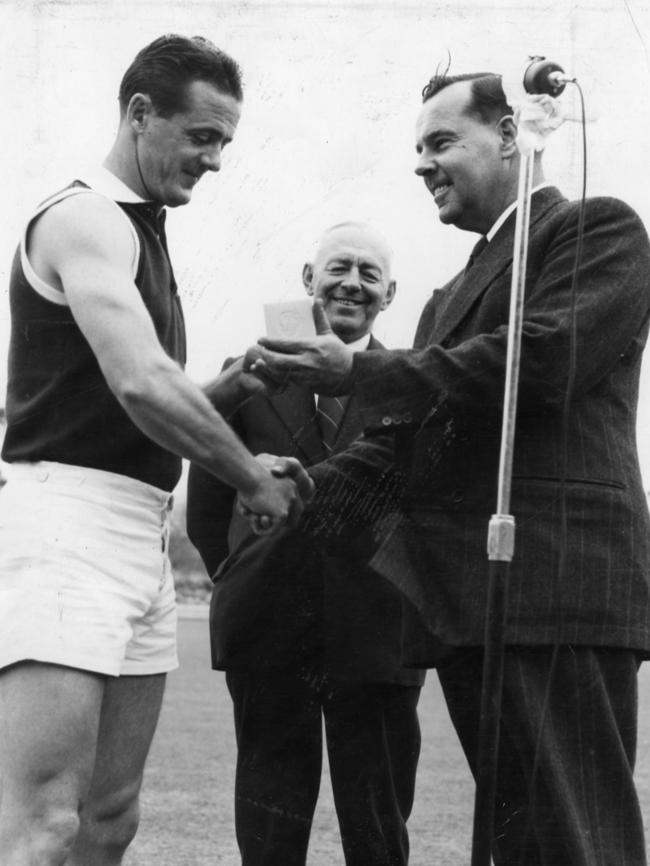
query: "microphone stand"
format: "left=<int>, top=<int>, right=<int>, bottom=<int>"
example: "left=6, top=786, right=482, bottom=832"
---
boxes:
left=470, top=145, right=535, bottom=866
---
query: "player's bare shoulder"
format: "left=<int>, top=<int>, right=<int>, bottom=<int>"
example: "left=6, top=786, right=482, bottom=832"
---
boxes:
left=28, top=189, right=137, bottom=292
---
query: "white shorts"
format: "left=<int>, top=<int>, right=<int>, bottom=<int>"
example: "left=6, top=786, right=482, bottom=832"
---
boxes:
left=0, top=461, right=178, bottom=677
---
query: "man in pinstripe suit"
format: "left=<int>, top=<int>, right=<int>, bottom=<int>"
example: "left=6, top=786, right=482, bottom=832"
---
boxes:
left=254, top=73, right=650, bottom=864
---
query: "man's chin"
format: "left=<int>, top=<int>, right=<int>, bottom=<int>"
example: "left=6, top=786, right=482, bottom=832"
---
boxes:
left=164, top=188, right=193, bottom=208
left=436, top=204, right=457, bottom=225
left=329, top=318, right=366, bottom=344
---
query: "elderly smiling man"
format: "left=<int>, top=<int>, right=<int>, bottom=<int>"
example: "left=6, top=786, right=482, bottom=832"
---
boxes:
left=187, top=221, right=425, bottom=866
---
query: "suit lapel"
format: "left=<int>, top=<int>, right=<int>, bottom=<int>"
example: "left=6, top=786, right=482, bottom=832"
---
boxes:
left=267, top=386, right=325, bottom=463
left=432, top=186, right=566, bottom=343
left=330, top=335, right=383, bottom=450
left=432, top=225, right=514, bottom=342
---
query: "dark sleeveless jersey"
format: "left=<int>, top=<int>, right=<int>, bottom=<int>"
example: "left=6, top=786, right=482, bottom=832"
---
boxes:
left=2, top=180, right=187, bottom=491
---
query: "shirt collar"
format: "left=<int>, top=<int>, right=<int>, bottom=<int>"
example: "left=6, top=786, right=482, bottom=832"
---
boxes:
left=75, top=165, right=147, bottom=204
left=486, top=181, right=553, bottom=242
left=346, top=333, right=372, bottom=353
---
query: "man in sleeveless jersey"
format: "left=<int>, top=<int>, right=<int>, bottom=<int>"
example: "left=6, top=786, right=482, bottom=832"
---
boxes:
left=0, top=35, right=312, bottom=865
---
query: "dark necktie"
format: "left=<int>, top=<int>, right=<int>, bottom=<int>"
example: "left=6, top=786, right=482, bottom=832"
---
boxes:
left=465, top=235, right=489, bottom=273
left=316, top=394, right=347, bottom=453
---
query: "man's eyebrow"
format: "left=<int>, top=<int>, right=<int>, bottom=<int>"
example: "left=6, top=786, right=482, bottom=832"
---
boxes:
left=187, top=126, right=234, bottom=144
left=326, top=256, right=382, bottom=272
left=416, top=126, right=457, bottom=152
left=425, top=127, right=458, bottom=141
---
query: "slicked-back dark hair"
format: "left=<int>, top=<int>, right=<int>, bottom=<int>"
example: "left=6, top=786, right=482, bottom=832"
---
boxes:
left=421, top=71, right=512, bottom=125
left=118, top=34, right=243, bottom=118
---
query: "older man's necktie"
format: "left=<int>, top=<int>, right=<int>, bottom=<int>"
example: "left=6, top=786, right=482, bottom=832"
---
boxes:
left=316, top=394, right=347, bottom=454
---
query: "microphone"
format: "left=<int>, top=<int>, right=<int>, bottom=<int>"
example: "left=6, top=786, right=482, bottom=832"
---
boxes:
left=523, top=56, right=575, bottom=97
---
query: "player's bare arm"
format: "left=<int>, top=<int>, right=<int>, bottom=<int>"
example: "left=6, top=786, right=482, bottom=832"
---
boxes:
left=30, top=193, right=313, bottom=527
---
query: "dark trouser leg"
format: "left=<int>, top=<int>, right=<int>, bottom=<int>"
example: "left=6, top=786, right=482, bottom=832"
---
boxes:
left=437, top=646, right=646, bottom=866
left=323, top=681, right=422, bottom=866
left=226, top=668, right=323, bottom=866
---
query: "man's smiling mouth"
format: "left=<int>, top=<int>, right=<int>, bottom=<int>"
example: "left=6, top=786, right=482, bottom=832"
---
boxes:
left=433, top=184, right=451, bottom=202
left=331, top=297, right=363, bottom=307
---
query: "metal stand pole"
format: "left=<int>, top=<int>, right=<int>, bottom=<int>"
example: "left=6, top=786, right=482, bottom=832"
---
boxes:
left=470, top=149, right=535, bottom=866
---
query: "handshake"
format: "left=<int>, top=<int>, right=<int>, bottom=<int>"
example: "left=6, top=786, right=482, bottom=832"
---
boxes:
left=236, top=453, right=316, bottom=536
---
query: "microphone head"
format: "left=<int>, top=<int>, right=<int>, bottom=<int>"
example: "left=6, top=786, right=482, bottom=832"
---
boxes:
left=523, top=57, right=566, bottom=97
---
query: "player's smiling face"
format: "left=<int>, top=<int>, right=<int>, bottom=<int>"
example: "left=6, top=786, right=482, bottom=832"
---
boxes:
left=136, top=79, right=241, bottom=207
left=303, top=224, right=396, bottom=344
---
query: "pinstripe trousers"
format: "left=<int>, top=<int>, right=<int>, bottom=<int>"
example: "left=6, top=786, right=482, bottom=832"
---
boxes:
left=437, top=646, right=646, bottom=866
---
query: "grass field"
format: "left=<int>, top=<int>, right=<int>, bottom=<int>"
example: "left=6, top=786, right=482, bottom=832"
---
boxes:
left=126, top=617, right=650, bottom=865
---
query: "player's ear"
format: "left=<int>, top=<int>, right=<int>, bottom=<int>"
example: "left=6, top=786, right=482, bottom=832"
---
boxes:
left=302, top=263, right=315, bottom=296
left=127, top=93, right=153, bottom=134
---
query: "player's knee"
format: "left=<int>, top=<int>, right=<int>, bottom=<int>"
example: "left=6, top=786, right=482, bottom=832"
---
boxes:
left=20, top=806, right=81, bottom=863
left=81, top=789, right=141, bottom=856
left=48, top=807, right=82, bottom=852
left=108, top=798, right=141, bottom=852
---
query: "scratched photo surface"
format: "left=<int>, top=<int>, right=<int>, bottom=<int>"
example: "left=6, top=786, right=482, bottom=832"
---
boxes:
left=1, top=1, right=650, bottom=863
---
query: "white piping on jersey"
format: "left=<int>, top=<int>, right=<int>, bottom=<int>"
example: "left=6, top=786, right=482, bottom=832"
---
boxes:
left=20, top=184, right=140, bottom=307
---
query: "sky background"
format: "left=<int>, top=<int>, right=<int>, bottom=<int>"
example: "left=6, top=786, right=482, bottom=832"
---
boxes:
left=1, top=0, right=649, bottom=483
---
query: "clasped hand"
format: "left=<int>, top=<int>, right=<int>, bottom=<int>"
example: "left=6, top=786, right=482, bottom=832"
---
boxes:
left=237, top=453, right=315, bottom=535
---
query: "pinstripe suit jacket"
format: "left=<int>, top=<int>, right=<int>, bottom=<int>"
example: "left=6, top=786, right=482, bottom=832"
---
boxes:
left=312, top=187, right=650, bottom=664
left=186, top=337, right=424, bottom=684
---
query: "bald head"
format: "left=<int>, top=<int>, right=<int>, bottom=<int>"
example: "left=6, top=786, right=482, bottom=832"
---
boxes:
left=313, top=222, right=393, bottom=276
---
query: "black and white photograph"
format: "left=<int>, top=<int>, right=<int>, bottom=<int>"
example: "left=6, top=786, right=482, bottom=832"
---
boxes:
left=1, top=1, right=650, bottom=864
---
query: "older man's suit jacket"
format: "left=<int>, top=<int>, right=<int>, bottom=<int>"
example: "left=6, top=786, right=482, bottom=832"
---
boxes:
left=186, top=335, right=424, bottom=685
left=310, top=187, right=650, bottom=664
